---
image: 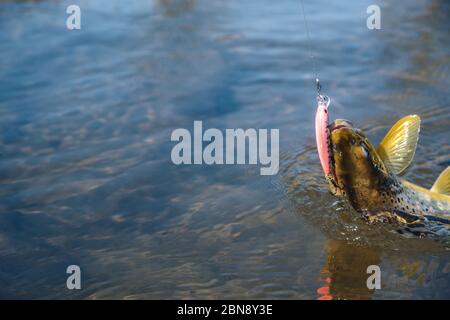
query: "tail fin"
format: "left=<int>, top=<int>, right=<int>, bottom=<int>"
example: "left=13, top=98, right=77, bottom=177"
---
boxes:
left=431, top=166, right=450, bottom=195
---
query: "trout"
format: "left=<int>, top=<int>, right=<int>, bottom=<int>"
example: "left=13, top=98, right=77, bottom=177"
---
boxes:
left=315, top=95, right=450, bottom=228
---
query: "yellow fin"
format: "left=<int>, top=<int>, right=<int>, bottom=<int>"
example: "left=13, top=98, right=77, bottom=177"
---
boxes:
left=377, top=115, right=420, bottom=175
left=431, top=167, right=450, bottom=195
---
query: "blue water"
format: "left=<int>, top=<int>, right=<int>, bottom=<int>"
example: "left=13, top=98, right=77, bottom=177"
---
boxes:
left=0, top=0, right=449, bottom=299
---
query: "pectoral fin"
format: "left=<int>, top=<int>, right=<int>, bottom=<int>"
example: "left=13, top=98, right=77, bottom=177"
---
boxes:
left=431, top=167, right=450, bottom=195
left=377, top=115, right=420, bottom=175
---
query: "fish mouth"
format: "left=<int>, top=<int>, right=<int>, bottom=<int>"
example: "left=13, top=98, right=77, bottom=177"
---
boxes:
left=318, top=119, right=354, bottom=195
left=327, top=120, right=354, bottom=172
left=329, top=119, right=354, bottom=133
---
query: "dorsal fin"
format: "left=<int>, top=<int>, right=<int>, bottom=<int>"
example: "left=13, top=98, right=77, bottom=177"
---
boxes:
left=377, top=115, right=420, bottom=175
left=431, top=167, right=450, bottom=195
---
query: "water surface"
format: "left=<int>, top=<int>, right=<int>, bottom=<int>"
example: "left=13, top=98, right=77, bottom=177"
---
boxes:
left=0, top=0, right=449, bottom=299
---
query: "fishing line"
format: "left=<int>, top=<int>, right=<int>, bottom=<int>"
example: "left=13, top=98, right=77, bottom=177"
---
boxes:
left=299, top=0, right=322, bottom=96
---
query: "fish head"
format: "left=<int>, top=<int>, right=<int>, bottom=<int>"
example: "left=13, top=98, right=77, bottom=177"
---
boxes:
left=328, top=119, right=389, bottom=195
left=315, top=96, right=391, bottom=208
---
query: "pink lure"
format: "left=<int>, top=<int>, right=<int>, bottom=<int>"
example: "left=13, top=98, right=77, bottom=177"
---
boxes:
left=315, top=95, right=330, bottom=176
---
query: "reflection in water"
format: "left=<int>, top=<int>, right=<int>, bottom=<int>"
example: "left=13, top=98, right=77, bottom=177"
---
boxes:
left=317, top=238, right=450, bottom=300
left=318, top=240, right=381, bottom=300
left=0, top=0, right=449, bottom=299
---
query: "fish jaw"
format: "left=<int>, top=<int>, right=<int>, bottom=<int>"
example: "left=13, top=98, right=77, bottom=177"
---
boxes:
left=315, top=96, right=330, bottom=176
